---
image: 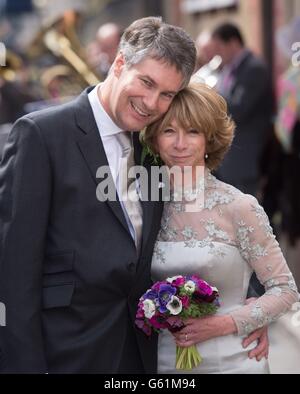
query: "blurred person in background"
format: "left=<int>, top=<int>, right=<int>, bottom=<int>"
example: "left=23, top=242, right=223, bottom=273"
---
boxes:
left=263, top=18, right=300, bottom=366
left=211, top=23, right=273, bottom=197
left=274, top=17, right=300, bottom=289
left=87, top=22, right=121, bottom=80
left=0, top=50, right=38, bottom=159
left=0, top=53, right=36, bottom=124
left=194, top=30, right=222, bottom=89
left=196, top=30, right=216, bottom=69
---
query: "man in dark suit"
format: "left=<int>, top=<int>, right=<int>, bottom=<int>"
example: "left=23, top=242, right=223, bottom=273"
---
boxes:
left=212, top=23, right=273, bottom=196
left=0, top=17, right=196, bottom=374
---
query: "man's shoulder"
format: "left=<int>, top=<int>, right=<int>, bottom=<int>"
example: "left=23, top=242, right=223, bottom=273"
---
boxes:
left=240, top=51, right=267, bottom=73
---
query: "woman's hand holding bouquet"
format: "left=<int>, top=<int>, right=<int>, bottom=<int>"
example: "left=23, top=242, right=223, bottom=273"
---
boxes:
left=135, top=275, right=220, bottom=370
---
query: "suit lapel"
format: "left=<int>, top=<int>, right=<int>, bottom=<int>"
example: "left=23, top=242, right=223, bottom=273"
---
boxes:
left=74, top=88, right=130, bottom=235
left=132, top=133, right=157, bottom=255
left=230, top=51, right=252, bottom=94
left=73, top=89, right=161, bottom=254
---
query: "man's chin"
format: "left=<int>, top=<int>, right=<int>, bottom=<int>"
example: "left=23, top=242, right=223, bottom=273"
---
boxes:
left=124, top=120, right=153, bottom=132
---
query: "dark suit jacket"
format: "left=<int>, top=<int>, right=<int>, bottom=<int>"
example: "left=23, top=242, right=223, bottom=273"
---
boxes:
left=0, top=125, right=10, bottom=162
left=0, top=87, right=163, bottom=373
left=217, top=51, right=273, bottom=188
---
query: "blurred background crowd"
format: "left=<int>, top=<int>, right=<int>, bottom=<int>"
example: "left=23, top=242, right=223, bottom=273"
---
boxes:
left=0, top=0, right=300, bottom=288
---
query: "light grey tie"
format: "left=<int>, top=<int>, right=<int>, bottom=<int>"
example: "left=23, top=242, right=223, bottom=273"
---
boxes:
left=117, top=132, right=143, bottom=254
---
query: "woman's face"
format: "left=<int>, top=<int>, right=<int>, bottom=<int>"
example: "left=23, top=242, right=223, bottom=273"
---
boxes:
left=155, top=119, right=206, bottom=170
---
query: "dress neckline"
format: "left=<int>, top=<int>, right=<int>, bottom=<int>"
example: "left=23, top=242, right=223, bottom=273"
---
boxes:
left=170, top=168, right=217, bottom=202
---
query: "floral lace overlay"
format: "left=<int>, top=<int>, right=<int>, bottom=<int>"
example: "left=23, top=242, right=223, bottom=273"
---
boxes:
left=153, top=243, right=166, bottom=265
left=153, top=170, right=299, bottom=336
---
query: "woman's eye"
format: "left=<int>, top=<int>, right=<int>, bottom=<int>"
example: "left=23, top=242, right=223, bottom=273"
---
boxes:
left=189, top=129, right=199, bottom=134
left=163, top=128, right=175, bottom=134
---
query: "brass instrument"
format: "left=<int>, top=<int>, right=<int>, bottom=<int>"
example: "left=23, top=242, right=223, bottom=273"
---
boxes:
left=0, top=49, right=23, bottom=82
left=43, top=29, right=99, bottom=86
left=28, top=11, right=100, bottom=98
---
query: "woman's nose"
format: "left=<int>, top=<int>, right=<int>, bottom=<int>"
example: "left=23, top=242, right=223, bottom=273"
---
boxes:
left=175, top=133, right=188, bottom=150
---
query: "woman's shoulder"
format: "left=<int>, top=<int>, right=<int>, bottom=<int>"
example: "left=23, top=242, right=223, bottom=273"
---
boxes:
left=223, top=186, right=269, bottom=228
left=209, top=176, right=261, bottom=213
left=207, top=174, right=243, bottom=201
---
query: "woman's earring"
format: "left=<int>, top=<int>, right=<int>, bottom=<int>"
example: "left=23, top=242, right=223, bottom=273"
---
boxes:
left=205, top=153, right=209, bottom=160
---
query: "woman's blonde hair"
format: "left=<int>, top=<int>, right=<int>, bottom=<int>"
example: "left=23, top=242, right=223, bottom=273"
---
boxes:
left=142, top=83, right=235, bottom=170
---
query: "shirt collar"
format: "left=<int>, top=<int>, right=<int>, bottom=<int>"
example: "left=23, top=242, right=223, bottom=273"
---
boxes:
left=88, top=83, right=123, bottom=137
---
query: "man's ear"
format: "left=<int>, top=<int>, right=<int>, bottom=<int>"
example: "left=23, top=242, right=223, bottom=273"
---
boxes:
left=113, top=52, right=125, bottom=77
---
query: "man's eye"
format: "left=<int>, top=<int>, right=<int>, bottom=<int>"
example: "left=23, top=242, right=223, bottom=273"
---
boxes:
left=142, top=79, right=152, bottom=87
left=163, top=93, right=174, bottom=99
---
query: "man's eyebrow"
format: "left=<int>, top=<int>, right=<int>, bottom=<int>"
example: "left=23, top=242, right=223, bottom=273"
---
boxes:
left=141, top=75, right=178, bottom=94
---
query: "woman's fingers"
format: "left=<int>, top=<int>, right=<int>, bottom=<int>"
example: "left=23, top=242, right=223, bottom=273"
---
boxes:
left=243, top=327, right=266, bottom=348
left=175, top=334, right=195, bottom=348
left=243, top=327, right=269, bottom=360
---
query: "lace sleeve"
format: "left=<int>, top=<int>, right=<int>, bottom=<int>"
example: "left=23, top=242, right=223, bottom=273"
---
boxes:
left=229, top=194, right=299, bottom=336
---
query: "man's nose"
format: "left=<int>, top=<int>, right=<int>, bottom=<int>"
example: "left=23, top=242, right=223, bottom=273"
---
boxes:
left=144, top=92, right=159, bottom=111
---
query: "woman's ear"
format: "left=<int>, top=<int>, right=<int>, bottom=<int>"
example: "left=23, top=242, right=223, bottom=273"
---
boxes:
left=113, top=52, right=125, bottom=77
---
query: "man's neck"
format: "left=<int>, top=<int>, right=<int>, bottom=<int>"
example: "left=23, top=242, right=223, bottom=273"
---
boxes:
left=97, top=78, right=113, bottom=120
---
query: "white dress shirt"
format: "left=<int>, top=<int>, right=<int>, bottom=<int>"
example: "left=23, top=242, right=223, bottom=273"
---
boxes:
left=88, top=84, right=138, bottom=241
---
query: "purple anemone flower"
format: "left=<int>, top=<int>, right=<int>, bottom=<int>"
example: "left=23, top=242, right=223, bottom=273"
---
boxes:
left=158, top=284, right=177, bottom=313
left=145, top=289, right=157, bottom=300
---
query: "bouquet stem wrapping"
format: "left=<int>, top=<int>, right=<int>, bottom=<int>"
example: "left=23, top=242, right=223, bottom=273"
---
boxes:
left=176, top=345, right=202, bottom=370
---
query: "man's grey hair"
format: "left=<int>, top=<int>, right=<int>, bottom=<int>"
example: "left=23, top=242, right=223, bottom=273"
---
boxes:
left=119, top=16, right=196, bottom=89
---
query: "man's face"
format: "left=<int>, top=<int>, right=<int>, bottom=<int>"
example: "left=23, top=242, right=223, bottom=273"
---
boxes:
left=107, top=54, right=184, bottom=131
left=212, top=38, right=234, bottom=66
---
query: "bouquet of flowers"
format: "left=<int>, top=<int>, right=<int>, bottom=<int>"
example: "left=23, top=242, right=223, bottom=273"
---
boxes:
left=135, top=275, right=220, bottom=370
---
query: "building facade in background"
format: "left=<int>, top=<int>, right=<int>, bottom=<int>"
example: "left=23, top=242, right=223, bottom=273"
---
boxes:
left=164, top=0, right=299, bottom=80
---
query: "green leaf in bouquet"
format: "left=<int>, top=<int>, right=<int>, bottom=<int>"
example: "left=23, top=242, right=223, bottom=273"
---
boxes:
left=180, top=302, right=218, bottom=319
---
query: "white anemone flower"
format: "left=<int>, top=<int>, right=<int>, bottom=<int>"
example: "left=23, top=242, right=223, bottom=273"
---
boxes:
left=184, top=280, right=196, bottom=294
left=166, top=296, right=183, bottom=315
left=143, top=299, right=156, bottom=319
left=166, top=276, right=184, bottom=283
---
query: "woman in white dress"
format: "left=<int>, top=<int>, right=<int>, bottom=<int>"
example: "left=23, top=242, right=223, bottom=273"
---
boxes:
left=144, top=83, right=299, bottom=374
